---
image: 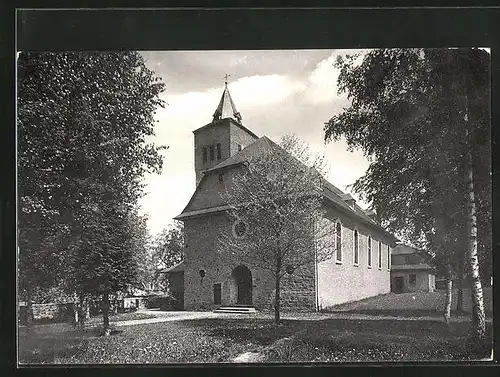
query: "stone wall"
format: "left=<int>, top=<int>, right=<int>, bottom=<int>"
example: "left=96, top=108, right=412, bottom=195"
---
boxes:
left=183, top=213, right=277, bottom=311
left=317, top=205, right=392, bottom=309
left=229, top=121, right=258, bottom=155
left=280, top=262, right=316, bottom=311
left=194, top=120, right=231, bottom=184
left=31, top=302, right=74, bottom=322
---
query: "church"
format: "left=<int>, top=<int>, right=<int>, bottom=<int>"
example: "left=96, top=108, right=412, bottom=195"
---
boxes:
left=169, top=83, right=398, bottom=312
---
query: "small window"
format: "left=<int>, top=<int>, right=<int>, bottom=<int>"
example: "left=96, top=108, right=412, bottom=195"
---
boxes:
left=378, top=242, right=382, bottom=269
left=213, top=283, right=221, bottom=305
left=335, top=222, right=342, bottom=263
left=353, top=229, right=359, bottom=266
left=367, top=236, right=372, bottom=268
left=218, top=173, right=224, bottom=182
left=232, top=220, right=247, bottom=239
left=202, top=147, right=208, bottom=163
left=387, top=245, right=390, bottom=270
left=216, top=143, right=222, bottom=160
left=237, top=144, right=242, bottom=151
left=409, top=274, right=416, bottom=286
left=405, top=255, right=411, bottom=264
left=209, top=145, right=215, bottom=161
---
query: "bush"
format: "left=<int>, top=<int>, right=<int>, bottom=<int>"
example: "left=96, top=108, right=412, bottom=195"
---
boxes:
left=145, top=294, right=180, bottom=311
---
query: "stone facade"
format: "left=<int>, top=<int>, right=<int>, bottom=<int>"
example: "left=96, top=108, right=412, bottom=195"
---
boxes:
left=194, top=118, right=258, bottom=184
left=176, top=85, right=397, bottom=312
left=183, top=213, right=277, bottom=310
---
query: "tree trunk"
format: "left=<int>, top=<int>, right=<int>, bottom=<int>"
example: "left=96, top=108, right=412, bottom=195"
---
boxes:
left=443, top=277, right=452, bottom=324
left=274, top=276, right=281, bottom=324
left=102, top=292, right=111, bottom=336
left=274, top=257, right=282, bottom=325
left=73, top=304, right=79, bottom=327
left=465, top=148, right=486, bottom=340
left=456, top=252, right=464, bottom=314
left=26, top=290, right=33, bottom=327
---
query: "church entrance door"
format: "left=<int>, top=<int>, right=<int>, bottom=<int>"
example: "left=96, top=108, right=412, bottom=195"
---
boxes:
left=232, top=265, right=252, bottom=305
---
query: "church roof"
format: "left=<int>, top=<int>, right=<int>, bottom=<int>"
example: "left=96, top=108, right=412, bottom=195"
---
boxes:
left=177, top=135, right=396, bottom=242
left=213, top=84, right=242, bottom=123
left=206, top=136, right=278, bottom=172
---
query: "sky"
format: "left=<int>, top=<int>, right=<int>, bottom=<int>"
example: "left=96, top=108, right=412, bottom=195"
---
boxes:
left=138, top=49, right=373, bottom=236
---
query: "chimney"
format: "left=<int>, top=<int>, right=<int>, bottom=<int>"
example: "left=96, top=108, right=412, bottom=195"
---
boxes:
left=365, top=209, right=376, bottom=221
left=342, top=193, right=356, bottom=208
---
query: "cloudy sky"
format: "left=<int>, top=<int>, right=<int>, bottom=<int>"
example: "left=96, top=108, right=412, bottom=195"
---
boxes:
left=139, top=49, right=371, bottom=236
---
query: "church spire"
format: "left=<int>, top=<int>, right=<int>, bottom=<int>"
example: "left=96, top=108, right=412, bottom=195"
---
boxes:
left=213, top=75, right=242, bottom=123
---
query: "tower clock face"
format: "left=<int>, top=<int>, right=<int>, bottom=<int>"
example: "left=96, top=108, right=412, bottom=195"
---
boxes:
left=232, top=220, right=247, bottom=239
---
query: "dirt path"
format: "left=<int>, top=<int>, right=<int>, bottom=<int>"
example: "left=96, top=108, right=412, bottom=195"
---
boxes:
left=111, top=309, right=488, bottom=328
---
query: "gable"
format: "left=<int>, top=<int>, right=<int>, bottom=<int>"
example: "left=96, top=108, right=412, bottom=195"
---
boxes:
left=182, top=166, right=242, bottom=214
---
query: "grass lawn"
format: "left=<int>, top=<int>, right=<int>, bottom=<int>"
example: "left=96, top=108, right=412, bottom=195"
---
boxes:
left=328, top=289, right=493, bottom=318
left=85, top=311, right=157, bottom=325
left=19, top=315, right=492, bottom=364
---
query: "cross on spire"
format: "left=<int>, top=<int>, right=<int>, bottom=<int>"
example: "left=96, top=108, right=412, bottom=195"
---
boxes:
left=223, top=74, right=231, bottom=87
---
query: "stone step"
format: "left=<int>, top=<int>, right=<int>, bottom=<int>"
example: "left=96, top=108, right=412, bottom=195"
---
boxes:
left=214, top=306, right=257, bottom=314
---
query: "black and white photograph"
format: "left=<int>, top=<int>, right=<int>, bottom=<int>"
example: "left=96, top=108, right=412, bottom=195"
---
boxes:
left=16, top=19, right=493, bottom=364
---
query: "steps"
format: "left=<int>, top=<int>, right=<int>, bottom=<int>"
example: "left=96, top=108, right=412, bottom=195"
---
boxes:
left=214, top=305, right=257, bottom=314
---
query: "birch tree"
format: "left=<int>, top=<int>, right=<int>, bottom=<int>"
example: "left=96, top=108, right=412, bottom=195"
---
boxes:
left=324, top=48, right=490, bottom=341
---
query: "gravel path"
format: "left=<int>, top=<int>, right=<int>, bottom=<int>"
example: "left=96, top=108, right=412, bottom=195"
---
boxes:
left=111, top=309, right=489, bottom=328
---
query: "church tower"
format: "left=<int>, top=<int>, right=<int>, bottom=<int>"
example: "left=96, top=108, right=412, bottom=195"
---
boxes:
left=193, top=81, right=259, bottom=185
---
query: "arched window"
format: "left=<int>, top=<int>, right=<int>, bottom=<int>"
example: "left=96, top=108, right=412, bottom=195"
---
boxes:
left=353, top=229, right=359, bottom=265
left=387, top=245, right=391, bottom=270
left=335, top=222, right=342, bottom=263
left=378, top=241, right=382, bottom=269
left=368, top=236, right=372, bottom=268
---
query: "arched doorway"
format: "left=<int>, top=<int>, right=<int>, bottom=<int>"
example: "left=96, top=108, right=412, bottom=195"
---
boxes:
left=232, top=265, right=252, bottom=305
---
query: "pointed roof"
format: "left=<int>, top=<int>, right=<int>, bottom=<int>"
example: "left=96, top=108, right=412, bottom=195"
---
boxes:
left=213, top=84, right=242, bottom=123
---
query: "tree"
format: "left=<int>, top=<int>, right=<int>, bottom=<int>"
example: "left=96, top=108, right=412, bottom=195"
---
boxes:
left=324, top=48, right=490, bottom=340
left=17, top=51, right=166, bottom=334
left=152, top=221, right=184, bottom=269
left=143, top=221, right=185, bottom=294
left=219, top=135, right=334, bottom=324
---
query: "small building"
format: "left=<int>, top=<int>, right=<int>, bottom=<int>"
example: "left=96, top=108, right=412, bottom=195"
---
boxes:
left=163, top=261, right=185, bottom=310
left=390, top=244, right=435, bottom=293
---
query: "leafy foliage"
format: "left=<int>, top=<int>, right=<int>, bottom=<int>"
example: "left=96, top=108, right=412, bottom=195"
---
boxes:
left=324, top=48, right=491, bottom=277
left=152, top=221, right=184, bottom=270
left=17, top=51, right=166, bottom=325
left=324, top=48, right=491, bottom=338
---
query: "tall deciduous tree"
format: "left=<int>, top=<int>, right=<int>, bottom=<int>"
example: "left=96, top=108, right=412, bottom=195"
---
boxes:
left=17, top=51, right=166, bottom=333
left=152, top=221, right=184, bottom=269
left=219, top=135, right=334, bottom=324
left=324, top=48, right=490, bottom=340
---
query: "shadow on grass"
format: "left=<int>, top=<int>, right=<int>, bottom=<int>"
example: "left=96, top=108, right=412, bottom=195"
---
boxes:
left=185, top=317, right=493, bottom=361
left=326, top=308, right=493, bottom=318
left=18, top=324, right=124, bottom=364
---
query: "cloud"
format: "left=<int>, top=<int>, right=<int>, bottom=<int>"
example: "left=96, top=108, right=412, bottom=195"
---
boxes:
left=304, top=49, right=369, bottom=105
left=139, top=172, right=195, bottom=236
left=140, top=50, right=373, bottom=235
left=231, top=74, right=306, bottom=109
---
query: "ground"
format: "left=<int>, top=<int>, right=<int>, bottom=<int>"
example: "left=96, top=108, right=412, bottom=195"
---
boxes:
left=328, top=289, right=493, bottom=317
left=19, top=298, right=493, bottom=364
